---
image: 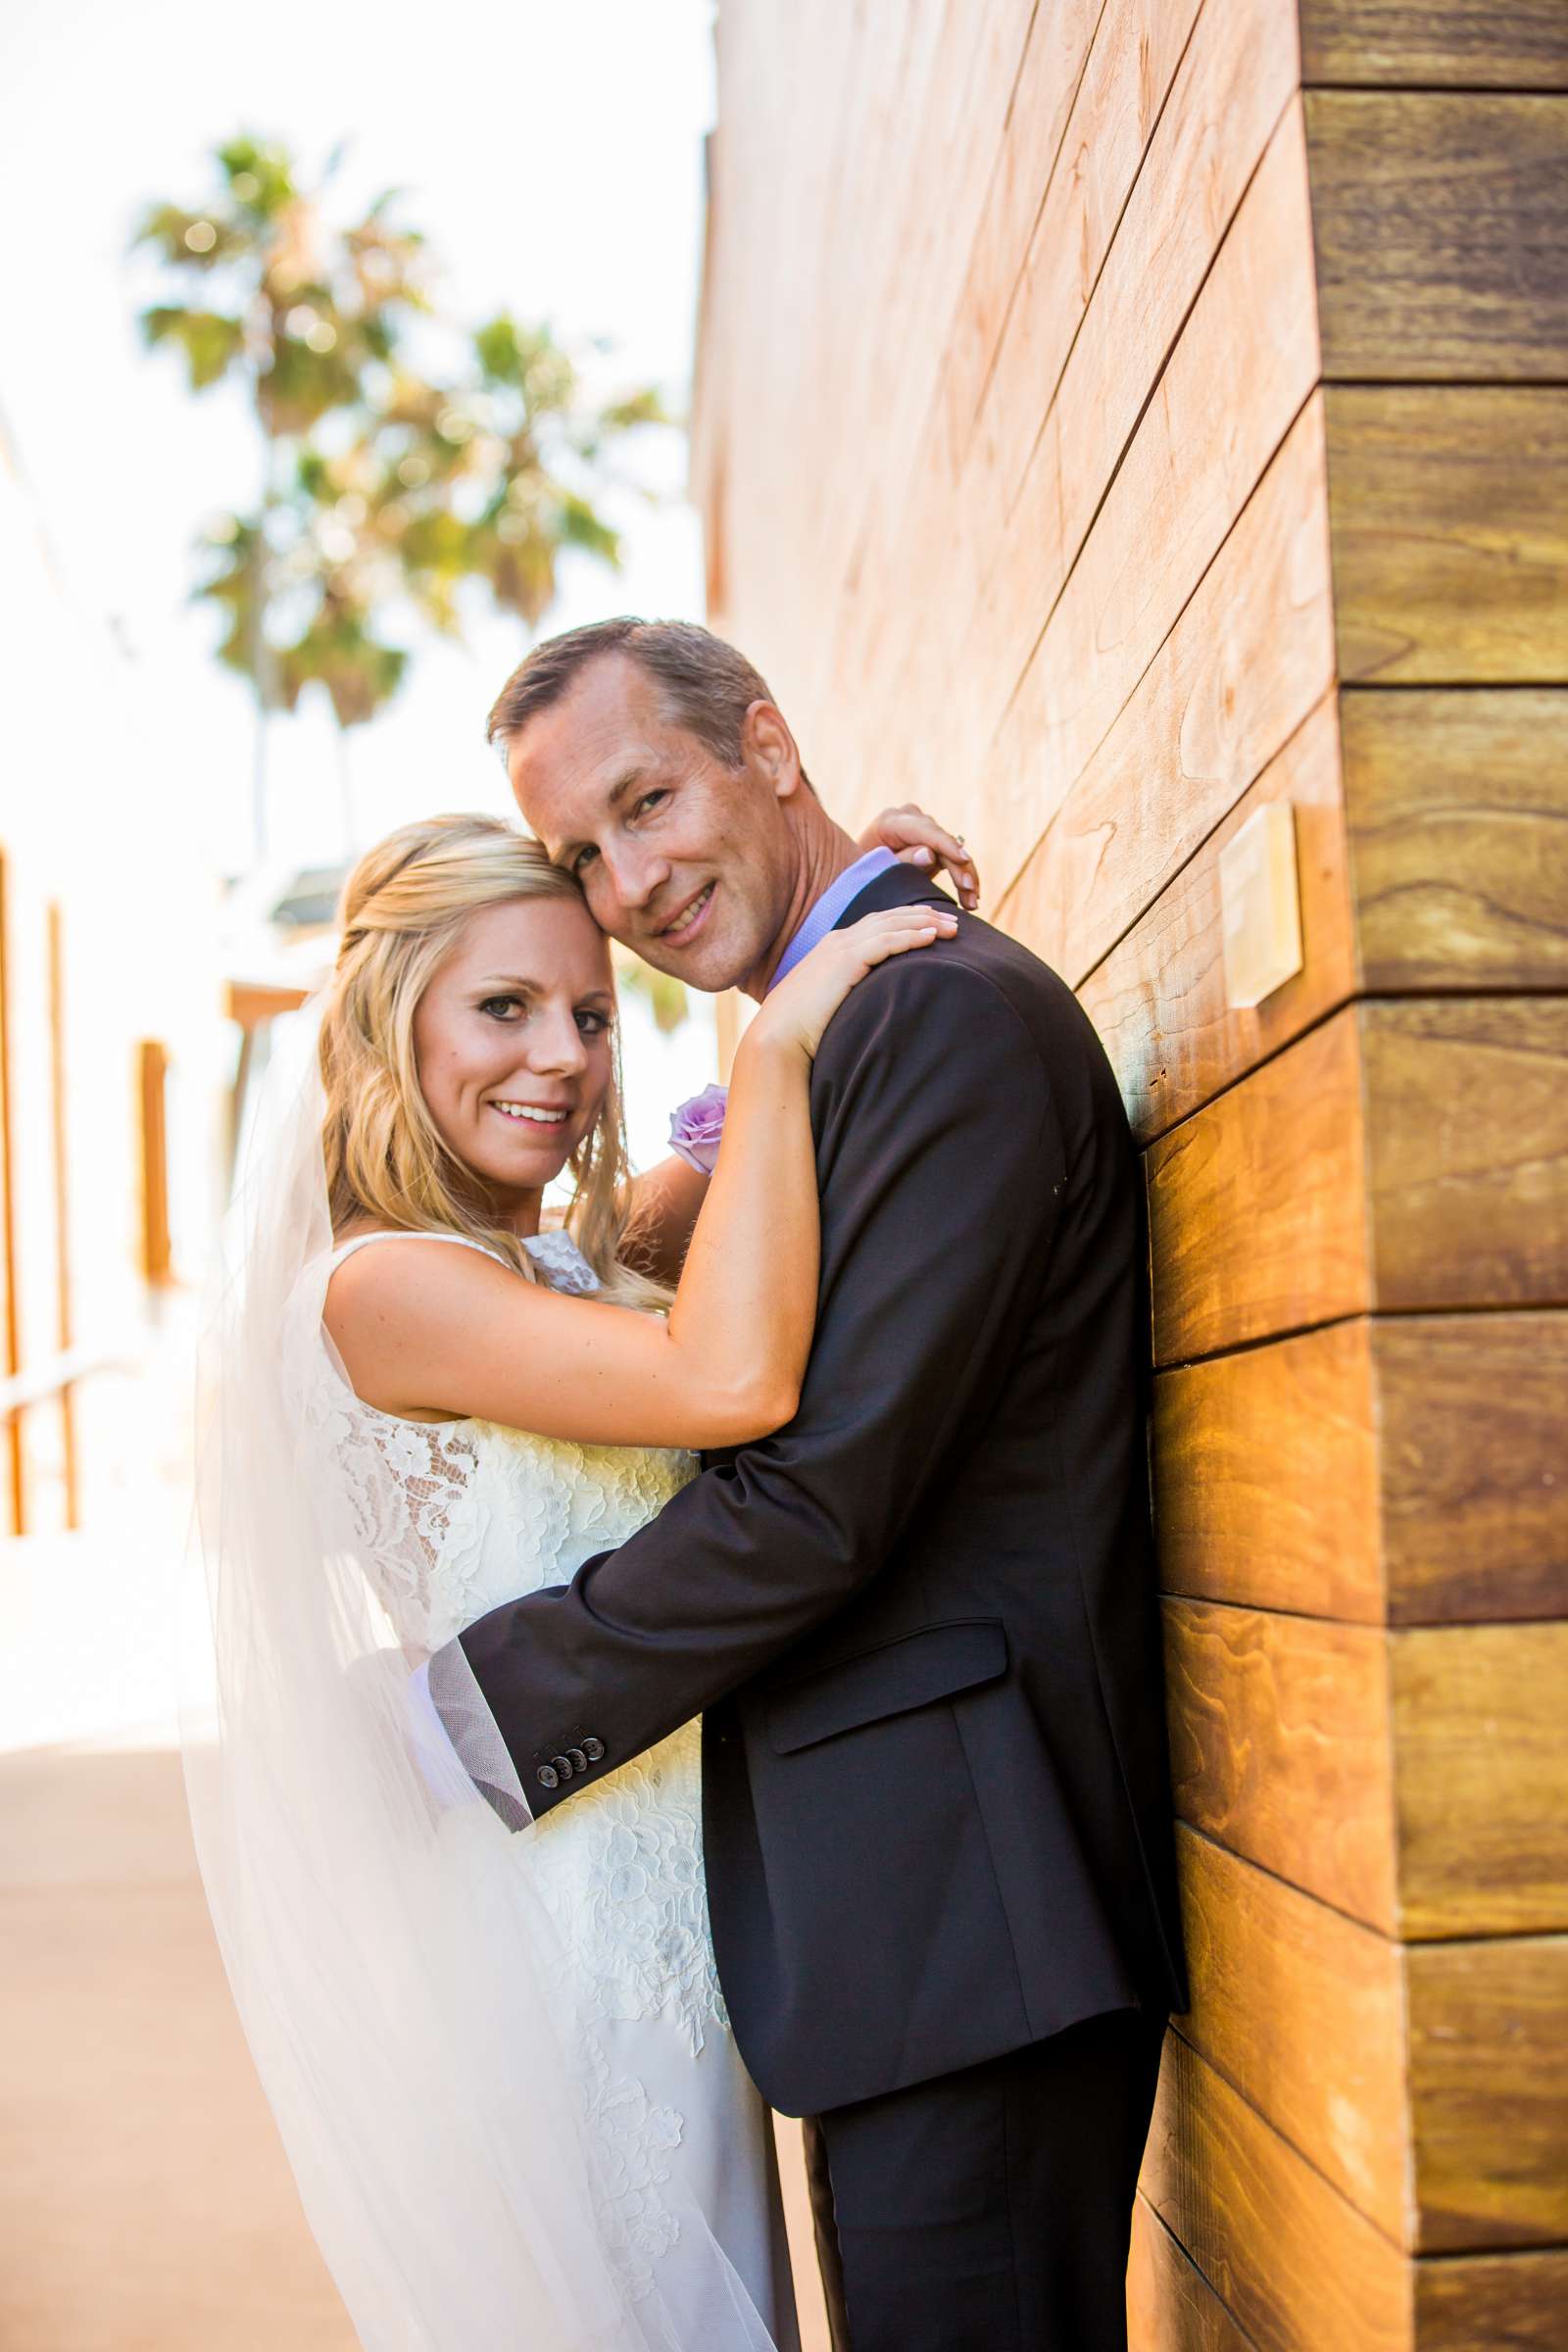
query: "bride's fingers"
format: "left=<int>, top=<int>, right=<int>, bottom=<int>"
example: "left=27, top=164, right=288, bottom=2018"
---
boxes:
left=851, top=907, right=958, bottom=968
left=876, top=807, right=980, bottom=909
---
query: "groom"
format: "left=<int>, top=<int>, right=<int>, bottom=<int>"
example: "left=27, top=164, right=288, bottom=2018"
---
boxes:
left=434, top=617, right=1189, bottom=2350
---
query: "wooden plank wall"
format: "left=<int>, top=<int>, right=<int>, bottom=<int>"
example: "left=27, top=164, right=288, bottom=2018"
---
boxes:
left=693, top=3, right=1568, bottom=2344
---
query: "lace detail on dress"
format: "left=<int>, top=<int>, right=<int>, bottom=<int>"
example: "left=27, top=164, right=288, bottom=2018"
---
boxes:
left=304, top=1368, right=482, bottom=1634
left=521, top=1227, right=602, bottom=1295
left=579, top=2031, right=685, bottom=2299
left=529, top=1720, right=728, bottom=2057
left=315, top=1218, right=729, bottom=2284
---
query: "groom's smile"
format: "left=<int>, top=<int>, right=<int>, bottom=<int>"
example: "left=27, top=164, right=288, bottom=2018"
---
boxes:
left=656, top=878, right=716, bottom=947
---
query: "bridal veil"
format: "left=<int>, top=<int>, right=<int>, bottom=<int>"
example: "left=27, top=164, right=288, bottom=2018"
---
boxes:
left=181, top=995, right=776, bottom=2351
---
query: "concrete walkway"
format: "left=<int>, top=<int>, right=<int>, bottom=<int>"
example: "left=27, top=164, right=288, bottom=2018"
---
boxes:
left=0, top=1736, right=356, bottom=2351
left=1, top=1516, right=355, bottom=2349
left=1, top=1517, right=827, bottom=2350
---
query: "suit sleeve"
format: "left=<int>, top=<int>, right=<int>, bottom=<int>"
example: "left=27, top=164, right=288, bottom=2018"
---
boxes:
left=444, top=956, right=1065, bottom=1818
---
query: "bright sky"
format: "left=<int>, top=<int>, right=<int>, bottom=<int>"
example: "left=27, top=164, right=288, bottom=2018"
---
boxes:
left=0, top=0, right=714, bottom=877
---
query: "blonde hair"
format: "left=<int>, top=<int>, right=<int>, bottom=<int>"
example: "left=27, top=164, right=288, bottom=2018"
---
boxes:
left=320, top=813, right=664, bottom=1306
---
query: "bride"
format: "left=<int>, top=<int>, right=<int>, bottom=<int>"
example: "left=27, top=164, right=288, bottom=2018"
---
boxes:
left=186, top=806, right=963, bottom=2351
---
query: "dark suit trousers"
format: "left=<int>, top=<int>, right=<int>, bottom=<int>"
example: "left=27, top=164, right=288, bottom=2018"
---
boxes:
left=802, top=2008, right=1168, bottom=2352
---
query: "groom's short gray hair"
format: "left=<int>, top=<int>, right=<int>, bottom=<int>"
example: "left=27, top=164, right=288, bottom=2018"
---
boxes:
left=486, top=617, right=810, bottom=784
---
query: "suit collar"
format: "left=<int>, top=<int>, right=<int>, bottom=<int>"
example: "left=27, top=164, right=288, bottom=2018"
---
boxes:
left=829, top=859, right=958, bottom=930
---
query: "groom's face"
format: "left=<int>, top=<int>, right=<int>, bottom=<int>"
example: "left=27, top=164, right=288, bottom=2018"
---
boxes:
left=506, top=655, right=805, bottom=994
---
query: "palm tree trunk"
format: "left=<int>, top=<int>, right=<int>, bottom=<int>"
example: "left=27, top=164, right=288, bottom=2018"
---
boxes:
left=335, top=726, right=357, bottom=860
left=246, top=373, right=284, bottom=866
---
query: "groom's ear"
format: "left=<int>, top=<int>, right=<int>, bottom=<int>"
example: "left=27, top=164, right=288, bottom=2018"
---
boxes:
left=743, top=700, right=804, bottom=801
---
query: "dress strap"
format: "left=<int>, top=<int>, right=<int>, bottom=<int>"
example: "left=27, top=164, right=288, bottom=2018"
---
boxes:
left=325, top=1227, right=601, bottom=1294
left=326, top=1230, right=512, bottom=1275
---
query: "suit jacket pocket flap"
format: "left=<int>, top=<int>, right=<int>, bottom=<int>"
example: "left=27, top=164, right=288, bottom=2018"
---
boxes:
left=765, top=1619, right=1007, bottom=1755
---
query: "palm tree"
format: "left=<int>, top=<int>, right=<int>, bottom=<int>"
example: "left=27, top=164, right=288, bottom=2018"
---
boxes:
left=136, top=136, right=664, bottom=862
left=136, top=135, right=429, bottom=858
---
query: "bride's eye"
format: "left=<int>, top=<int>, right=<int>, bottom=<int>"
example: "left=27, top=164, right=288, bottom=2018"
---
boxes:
left=478, top=995, right=523, bottom=1020
left=575, top=1008, right=610, bottom=1037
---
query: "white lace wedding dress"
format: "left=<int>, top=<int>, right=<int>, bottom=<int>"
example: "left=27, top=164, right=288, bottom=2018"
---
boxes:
left=319, top=1224, right=799, bottom=2350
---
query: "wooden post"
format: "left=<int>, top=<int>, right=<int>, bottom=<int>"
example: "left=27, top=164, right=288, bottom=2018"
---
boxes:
left=138, top=1041, right=172, bottom=1290
left=0, top=850, right=22, bottom=1535
left=46, top=904, right=76, bottom=1528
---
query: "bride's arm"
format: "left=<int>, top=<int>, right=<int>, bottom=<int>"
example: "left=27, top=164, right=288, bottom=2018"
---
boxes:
left=324, top=903, right=956, bottom=1451
left=621, top=804, right=980, bottom=1279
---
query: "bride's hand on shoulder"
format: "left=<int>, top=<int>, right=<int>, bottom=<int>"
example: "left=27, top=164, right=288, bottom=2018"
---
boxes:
left=748, top=904, right=957, bottom=1065
left=859, top=804, right=979, bottom=910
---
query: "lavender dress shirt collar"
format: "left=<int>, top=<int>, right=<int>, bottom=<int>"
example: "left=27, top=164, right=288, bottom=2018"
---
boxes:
left=765, top=848, right=900, bottom=994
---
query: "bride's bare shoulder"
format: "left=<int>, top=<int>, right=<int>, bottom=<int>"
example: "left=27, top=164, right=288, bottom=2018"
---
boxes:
left=322, top=1226, right=521, bottom=1422
left=324, top=1225, right=510, bottom=1326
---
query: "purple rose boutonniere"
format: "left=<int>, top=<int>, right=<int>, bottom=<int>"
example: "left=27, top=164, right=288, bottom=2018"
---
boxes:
left=669, top=1082, right=729, bottom=1176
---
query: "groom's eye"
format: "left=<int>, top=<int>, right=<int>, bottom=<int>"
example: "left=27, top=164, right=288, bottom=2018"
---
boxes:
left=632, top=790, right=667, bottom=819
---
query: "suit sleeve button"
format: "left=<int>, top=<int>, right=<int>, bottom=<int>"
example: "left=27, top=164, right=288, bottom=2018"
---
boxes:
left=536, top=1764, right=560, bottom=1790
left=582, top=1737, right=605, bottom=1762
left=566, top=1746, right=588, bottom=1773
left=552, top=1753, right=574, bottom=1780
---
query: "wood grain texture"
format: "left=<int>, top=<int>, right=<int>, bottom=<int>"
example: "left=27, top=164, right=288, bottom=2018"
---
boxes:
left=1414, top=2248, right=1568, bottom=2348
left=1298, top=0, right=1568, bottom=87
left=1153, top=1318, right=1383, bottom=1622
left=986, top=98, right=1323, bottom=900
left=1376, top=1314, right=1568, bottom=1626
left=1393, top=1621, right=1568, bottom=1936
left=779, top=0, right=1038, bottom=725
left=826, top=0, right=1106, bottom=783
left=819, top=0, right=1037, bottom=566
left=959, top=0, right=1305, bottom=878
left=853, top=0, right=1301, bottom=872
left=1001, top=392, right=1338, bottom=995
left=1162, top=1597, right=1398, bottom=1930
left=1173, top=1827, right=1568, bottom=2255
left=1140, top=2033, right=1410, bottom=2352
left=1325, top=388, right=1568, bottom=685
left=932, top=0, right=1105, bottom=494
left=1407, top=1933, right=1568, bottom=2250
left=886, top=0, right=1203, bottom=815
left=1146, top=1004, right=1369, bottom=1365
left=1172, top=1824, right=1409, bottom=2239
left=1154, top=1311, right=1568, bottom=1628
left=1002, top=0, right=1301, bottom=597
left=982, top=0, right=1215, bottom=518
left=1364, top=999, right=1568, bottom=1313
left=1128, top=2194, right=1256, bottom=2352
left=1076, top=696, right=1353, bottom=1145
left=1344, top=689, right=1568, bottom=992
left=1305, top=92, right=1568, bottom=378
